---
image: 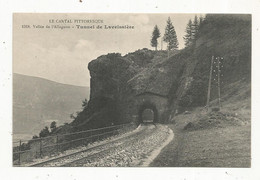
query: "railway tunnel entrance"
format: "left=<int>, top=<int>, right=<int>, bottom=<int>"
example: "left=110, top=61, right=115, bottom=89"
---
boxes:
left=133, top=92, right=168, bottom=124
left=138, top=102, right=158, bottom=123
left=142, top=109, right=154, bottom=123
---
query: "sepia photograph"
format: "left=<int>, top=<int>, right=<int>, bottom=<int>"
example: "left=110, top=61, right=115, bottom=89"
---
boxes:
left=12, top=13, right=251, bottom=167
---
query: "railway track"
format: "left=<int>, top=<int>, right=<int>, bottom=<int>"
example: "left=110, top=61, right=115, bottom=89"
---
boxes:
left=62, top=124, right=159, bottom=167
left=29, top=124, right=160, bottom=167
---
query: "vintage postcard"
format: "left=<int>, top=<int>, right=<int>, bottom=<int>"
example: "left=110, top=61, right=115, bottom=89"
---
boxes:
left=12, top=13, right=251, bottom=168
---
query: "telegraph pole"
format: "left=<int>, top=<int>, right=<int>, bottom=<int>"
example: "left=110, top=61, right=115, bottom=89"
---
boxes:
left=161, top=37, right=163, bottom=50
left=217, top=57, right=221, bottom=109
left=206, top=56, right=214, bottom=111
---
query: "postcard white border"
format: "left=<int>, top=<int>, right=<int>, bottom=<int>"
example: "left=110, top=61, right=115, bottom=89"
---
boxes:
left=1, top=0, right=260, bottom=179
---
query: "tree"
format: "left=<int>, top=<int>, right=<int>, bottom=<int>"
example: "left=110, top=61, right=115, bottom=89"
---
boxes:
left=82, top=98, right=88, bottom=110
left=183, top=19, right=193, bottom=47
left=39, top=126, right=50, bottom=138
left=32, top=135, right=38, bottom=139
left=50, top=121, right=57, bottom=132
left=163, top=17, right=179, bottom=57
left=192, top=15, right=199, bottom=40
left=199, top=15, right=204, bottom=26
left=150, top=25, right=161, bottom=50
left=183, top=15, right=203, bottom=48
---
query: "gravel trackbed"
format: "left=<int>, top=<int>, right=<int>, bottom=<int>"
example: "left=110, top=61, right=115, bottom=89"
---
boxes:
left=29, top=124, right=173, bottom=167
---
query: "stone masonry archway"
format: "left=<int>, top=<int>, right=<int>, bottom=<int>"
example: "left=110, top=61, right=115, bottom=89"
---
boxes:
left=126, top=92, right=168, bottom=124
left=138, top=101, right=158, bottom=123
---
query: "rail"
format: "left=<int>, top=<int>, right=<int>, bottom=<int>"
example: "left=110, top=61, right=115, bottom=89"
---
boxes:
left=13, top=122, right=136, bottom=166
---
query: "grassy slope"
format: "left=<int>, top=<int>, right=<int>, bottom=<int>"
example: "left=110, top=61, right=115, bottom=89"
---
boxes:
left=150, top=124, right=250, bottom=167
left=150, top=79, right=251, bottom=167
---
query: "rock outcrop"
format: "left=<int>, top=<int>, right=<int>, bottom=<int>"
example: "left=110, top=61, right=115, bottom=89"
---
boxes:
left=71, top=14, right=251, bottom=130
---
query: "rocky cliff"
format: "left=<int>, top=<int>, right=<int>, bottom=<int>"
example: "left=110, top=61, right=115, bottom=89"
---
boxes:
left=70, top=14, right=251, bottom=130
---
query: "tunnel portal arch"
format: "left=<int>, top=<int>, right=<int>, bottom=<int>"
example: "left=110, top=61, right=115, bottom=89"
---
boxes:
left=138, top=102, right=158, bottom=123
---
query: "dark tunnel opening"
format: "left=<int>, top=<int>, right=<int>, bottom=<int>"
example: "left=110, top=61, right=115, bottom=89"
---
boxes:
left=138, top=102, right=158, bottom=123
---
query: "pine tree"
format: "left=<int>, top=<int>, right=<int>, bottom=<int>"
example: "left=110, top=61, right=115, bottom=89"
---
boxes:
left=150, top=25, right=161, bottom=50
left=183, top=19, right=193, bottom=47
left=199, top=16, right=204, bottom=26
left=192, top=15, right=199, bottom=40
left=163, top=17, right=179, bottom=56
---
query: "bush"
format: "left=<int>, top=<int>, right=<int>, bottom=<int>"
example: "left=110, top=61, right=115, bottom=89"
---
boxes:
left=39, top=126, right=50, bottom=138
left=50, top=121, right=57, bottom=133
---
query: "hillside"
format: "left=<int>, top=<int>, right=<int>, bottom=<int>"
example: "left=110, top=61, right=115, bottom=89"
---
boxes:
left=150, top=15, right=251, bottom=167
left=67, top=14, right=250, bottom=133
left=13, top=73, right=90, bottom=137
left=150, top=77, right=251, bottom=167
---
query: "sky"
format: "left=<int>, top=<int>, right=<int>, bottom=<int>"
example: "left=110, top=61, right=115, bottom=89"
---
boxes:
left=13, top=13, right=203, bottom=87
